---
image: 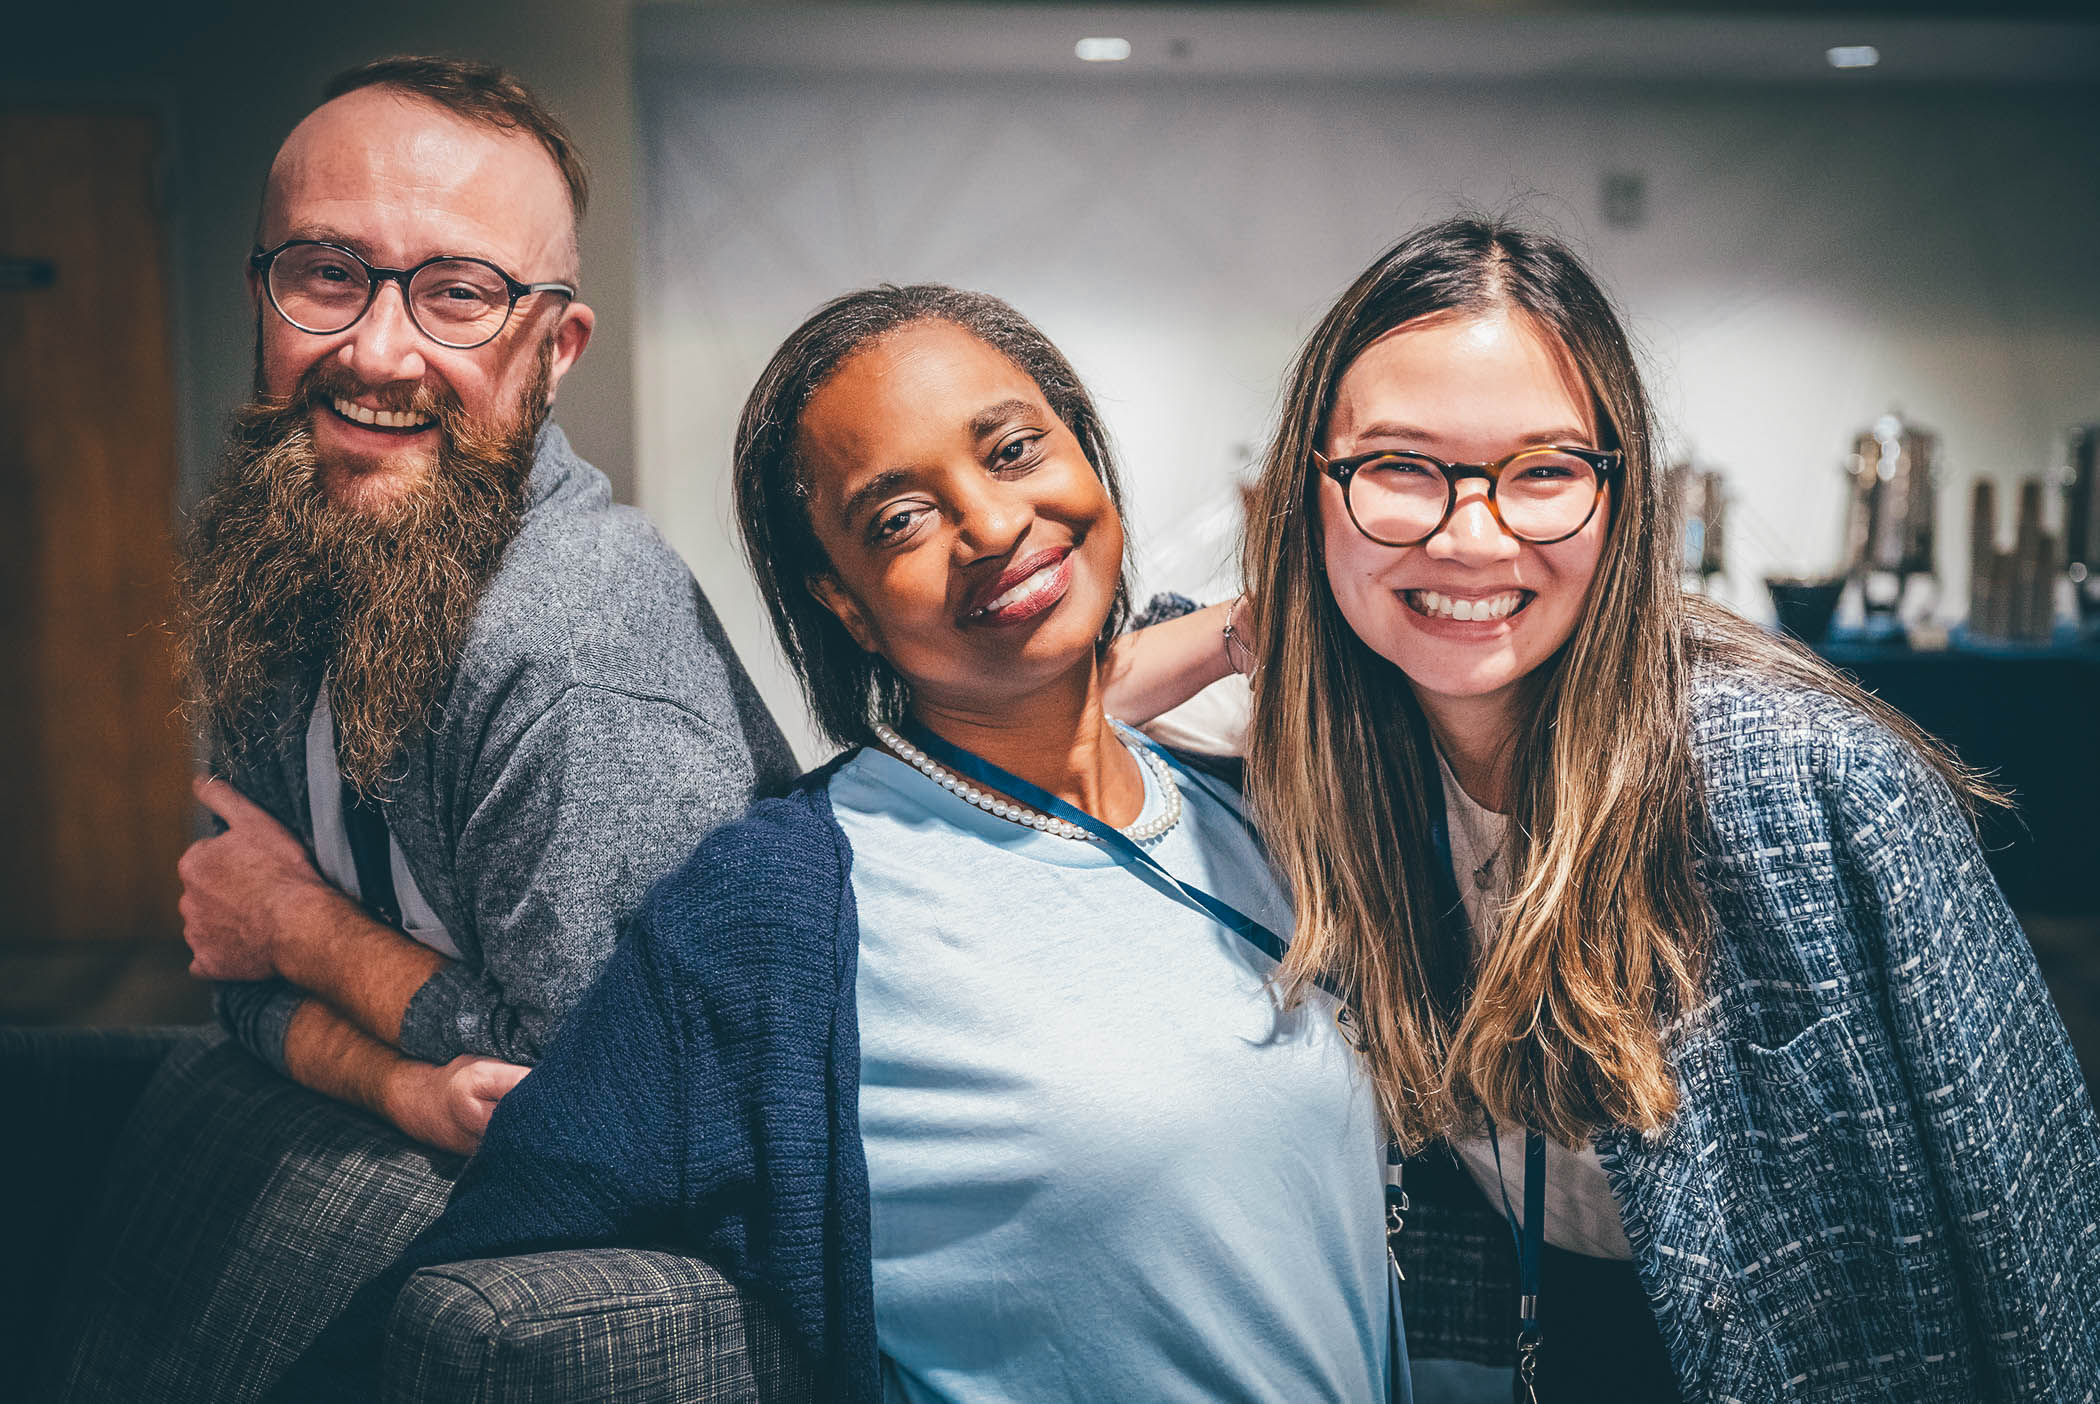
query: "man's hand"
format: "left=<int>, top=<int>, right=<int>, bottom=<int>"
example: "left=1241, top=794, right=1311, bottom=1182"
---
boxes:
left=381, top=1054, right=532, bottom=1157
left=185, top=773, right=445, bottom=1048
left=179, top=775, right=340, bottom=981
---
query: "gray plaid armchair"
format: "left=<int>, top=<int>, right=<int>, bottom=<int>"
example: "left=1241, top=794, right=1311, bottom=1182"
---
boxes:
left=3, top=1026, right=812, bottom=1403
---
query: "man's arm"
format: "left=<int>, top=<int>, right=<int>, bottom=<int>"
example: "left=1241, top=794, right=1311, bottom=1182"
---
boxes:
left=184, top=774, right=446, bottom=1050
left=395, top=683, right=764, bottom=1066
left=214, top=978, right=307, bottom=1074
left=271, top=793, right=855, bottom=1403
left=268, top=869, right=698, bottom=1402
left=281, top=997, right=528, bottom=1157
left=184, top=776, right=529, bottom=1150
left=267, top=882, right=447, bottom=1047
left=210, top=976, right=528, bottom=1157
left=191, top=683, right=768, bottom=1069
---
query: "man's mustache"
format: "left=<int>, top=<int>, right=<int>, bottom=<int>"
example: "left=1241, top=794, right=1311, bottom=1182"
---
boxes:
left=273, top=365, right=463, bottom=434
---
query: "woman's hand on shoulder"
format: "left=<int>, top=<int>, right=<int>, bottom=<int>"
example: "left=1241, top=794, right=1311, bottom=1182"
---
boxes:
left=1102, top=596, right=1249, bottom=725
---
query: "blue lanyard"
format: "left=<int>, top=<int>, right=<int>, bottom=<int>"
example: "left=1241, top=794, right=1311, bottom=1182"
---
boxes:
left=1429, top=769, right=1545, bottom=1398
left=898, top=719, right=1412, bottom=1403
left=1487, top=1118, right=1546, bottom=1400
left=900, top=719, right=1296, bottom=968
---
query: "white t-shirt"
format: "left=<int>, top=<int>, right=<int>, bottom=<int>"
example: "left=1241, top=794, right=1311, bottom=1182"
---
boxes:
left=1436, top=748, right=1634, bottom=1262
left=304, top=681, right=458, bottom=958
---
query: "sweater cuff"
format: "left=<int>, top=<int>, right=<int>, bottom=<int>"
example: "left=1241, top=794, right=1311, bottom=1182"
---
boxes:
left=396, top=961, right=479, bottom=1064
left=213, top=980, right=300, bottom=1074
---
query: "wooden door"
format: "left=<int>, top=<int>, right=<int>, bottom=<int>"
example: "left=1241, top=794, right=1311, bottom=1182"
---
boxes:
left=0, top=111, right=190, bottom=995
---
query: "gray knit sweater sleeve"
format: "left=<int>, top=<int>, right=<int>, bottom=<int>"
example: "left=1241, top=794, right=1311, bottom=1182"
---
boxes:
left=393, top=682, right=766, bottom=1065
left=382, top=431, right=792, bottom=1064
left=214, top=979, right=304, bottom=1074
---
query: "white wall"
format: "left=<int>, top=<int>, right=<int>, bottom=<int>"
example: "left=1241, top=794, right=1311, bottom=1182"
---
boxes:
left=637, top=64, right=2100, bottom=764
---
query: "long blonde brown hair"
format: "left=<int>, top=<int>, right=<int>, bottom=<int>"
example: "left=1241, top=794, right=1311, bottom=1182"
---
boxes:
left=1243, top=218, right=1998, bottom=1150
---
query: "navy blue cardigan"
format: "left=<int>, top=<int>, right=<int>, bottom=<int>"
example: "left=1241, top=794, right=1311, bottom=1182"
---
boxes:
left=276, top=775, right=880, bottom=1400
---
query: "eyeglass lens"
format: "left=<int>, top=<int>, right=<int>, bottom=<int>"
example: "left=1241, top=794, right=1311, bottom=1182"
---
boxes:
left=268, top=245, right=514, bottom=347
left=1348, top=449, right=1601, bottom=545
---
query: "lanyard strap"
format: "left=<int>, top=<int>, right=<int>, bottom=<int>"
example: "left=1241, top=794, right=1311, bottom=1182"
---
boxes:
left=1426, top=741, right=1544, bottom=1395
left=1520, top=1131, right=1545, bottom=1342
left=1487, top=1120, right=1547, bottom=1397
left=899, top=720, right=1295, bottom=970
left=334, top=708, right=401, bottom=929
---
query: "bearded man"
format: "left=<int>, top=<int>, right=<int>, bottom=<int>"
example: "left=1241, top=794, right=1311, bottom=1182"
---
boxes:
left=32, top=59, right=795, bottom=1402
left=174, top=55, right=793, bottom=1154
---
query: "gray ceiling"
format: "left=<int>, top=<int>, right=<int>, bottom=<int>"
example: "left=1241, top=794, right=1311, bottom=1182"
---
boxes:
left=639, top=2, right=2100, bottom=84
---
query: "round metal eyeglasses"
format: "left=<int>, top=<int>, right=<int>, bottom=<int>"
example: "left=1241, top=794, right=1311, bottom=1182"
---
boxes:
left=249, top=239, right=577, bottom=350
left=1314, top=444, right=1621, bottom=547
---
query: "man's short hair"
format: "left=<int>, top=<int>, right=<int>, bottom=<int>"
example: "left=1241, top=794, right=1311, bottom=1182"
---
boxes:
left=321, top=55, right=590, bottom=223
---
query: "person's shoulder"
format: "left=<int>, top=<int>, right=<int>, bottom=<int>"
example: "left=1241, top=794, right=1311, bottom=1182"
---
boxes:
left=1687, top=663, right=1943, bottom=826
left=649, top=771, right=854, bottom=920
left=482, top=439, right=694, bottom=636
left=1692, top=664, right=1872, bottom=761
left=455, top=428, right=741, bottom=703
left=635, top=773, right=859, bottom=987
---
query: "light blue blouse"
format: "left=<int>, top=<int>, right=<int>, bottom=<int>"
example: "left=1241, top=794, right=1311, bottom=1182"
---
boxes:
left=831, top=729, right=1393, bottom=1403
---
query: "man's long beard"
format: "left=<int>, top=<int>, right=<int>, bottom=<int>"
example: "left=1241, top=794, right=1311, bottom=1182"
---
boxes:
left=177, top=356, right=547, bottom=797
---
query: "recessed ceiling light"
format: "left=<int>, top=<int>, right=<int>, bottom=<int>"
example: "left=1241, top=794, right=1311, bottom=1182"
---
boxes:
left=1076, top=37, right=1132, bottom=63
left=1826, top=45, right=1881, bottom=70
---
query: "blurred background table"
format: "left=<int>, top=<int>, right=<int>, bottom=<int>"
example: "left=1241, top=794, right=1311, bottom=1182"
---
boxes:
left=1812, top=628, right=2099, bottom=918
left=1812, top=627, right=2100, bottom=1085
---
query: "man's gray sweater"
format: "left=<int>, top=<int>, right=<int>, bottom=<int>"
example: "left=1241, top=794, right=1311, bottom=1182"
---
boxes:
left=216, top=424, right=795, bottom=1068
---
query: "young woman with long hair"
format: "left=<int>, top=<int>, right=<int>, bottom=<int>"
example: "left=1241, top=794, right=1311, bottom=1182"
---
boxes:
left=278, top=284, right=1403, bottom=1403
left=1166, top=217, right=2099, bottom=1400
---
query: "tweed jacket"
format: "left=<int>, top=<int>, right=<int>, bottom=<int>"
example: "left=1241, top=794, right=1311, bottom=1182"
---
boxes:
left=1396, top=668, right=2100, bottom=1402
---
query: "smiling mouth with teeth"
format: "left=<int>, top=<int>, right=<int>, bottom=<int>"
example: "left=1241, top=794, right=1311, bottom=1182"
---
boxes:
left=971, top=560, right=1066, bottom=620
left=329, top=396, right=435, bottom=434
left=1403, top=588, right=1533, bottom=623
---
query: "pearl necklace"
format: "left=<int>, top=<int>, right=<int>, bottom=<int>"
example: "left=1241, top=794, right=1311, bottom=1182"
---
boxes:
left=872, top=721, right=1183, bottom=843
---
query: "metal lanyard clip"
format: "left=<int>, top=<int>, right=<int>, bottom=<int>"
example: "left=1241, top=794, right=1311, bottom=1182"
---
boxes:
left=1514, top=1325, right=1542, bottom=1403
left=1384, top=1163, right=1409, bottom=1282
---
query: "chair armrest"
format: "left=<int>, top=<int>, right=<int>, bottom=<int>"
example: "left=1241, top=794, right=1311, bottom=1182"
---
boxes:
left=384, top=1247, right=815, bottom=1404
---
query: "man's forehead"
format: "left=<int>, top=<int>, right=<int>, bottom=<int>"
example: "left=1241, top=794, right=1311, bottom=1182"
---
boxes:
left=262, top=88, right=573, bottom=271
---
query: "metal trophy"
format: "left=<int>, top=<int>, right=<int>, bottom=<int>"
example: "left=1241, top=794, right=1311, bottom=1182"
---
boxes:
left=1841, top=412, right=1939, bottom=629
left=1669, top=461, right=1727, bottom=589
left=1969, top=477, right=2060, bottom=644
left=2066, top=426, right=2100, bottom=630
